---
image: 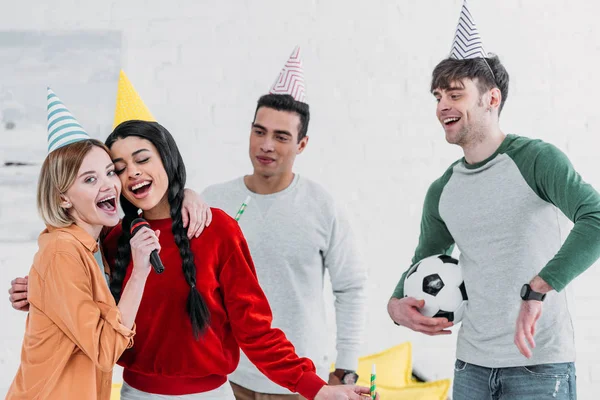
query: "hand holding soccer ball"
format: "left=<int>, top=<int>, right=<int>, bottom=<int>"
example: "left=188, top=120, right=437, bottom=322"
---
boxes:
left=403, top=254, right=468, bottom=323
left=388, top=254, right=468, bottom=335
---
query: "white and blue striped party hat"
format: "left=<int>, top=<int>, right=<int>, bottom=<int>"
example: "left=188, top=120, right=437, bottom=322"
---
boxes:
left=450, top=0, right=488, bottom=60
left=46, top=88, right=91, bottom=153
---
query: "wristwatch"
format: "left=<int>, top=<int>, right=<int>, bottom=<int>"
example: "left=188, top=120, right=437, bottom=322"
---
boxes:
left=520, top=284, right=546, bottom=301
left=333, top=369, right=359, bottom=385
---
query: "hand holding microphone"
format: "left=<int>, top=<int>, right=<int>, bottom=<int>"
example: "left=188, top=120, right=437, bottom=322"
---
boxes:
left=130, top=218, right=165, bottom=275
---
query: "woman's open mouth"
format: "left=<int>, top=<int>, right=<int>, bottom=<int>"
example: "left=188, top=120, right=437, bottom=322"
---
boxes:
left=129, top=180, right=152, bottom=199
left=96, top=195, right=117, bottom=214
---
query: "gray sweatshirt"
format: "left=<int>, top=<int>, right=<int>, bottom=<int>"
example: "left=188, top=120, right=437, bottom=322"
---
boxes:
left=393, top=134, right=600, bottom=367
left=202, top=174, right=367, bottom=394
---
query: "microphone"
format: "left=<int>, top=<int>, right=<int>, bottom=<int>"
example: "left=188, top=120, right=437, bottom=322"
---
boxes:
left=130, top=218, right=165, bottom=274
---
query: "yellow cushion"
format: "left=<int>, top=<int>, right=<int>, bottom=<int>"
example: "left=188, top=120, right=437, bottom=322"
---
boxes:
left=111, top=383, right=121, bottom=400
left=374, top=380, right=451, bottom=400
left=355, top=342, right=413, bottom=388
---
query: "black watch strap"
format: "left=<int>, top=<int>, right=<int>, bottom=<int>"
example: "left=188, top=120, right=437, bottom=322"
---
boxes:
left=333, top=369, right=358, bottom=384
left=520, top=284, right=546, bottom=301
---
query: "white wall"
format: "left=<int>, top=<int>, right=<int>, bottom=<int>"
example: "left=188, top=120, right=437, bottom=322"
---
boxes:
left=1, top=0, right=600, bottom=397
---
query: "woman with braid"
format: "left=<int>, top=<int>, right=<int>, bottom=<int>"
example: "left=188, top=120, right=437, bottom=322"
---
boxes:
left=103, top=120, right=375, bottom=400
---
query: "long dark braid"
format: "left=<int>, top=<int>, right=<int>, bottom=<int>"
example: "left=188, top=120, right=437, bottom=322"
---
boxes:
left=106, top=120, right=211, bottom=338
left=168, top=169, right=210, bottom=339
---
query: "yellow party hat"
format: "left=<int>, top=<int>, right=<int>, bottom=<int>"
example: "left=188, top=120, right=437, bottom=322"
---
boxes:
left=113, top=70, right=156, bottom=128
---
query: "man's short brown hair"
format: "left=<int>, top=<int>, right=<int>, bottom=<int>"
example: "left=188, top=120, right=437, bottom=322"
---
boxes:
left=431, top=55, right=510, bottom=114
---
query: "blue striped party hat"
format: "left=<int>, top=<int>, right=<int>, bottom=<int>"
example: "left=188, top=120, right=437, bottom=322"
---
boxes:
left=450, top=0, right=488, bottom=60
left=47, top=88, right=91, bottom=153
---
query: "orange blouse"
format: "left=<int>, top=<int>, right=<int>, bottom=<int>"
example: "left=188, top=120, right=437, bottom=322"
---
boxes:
left=7, top=224, right=135, bottom=399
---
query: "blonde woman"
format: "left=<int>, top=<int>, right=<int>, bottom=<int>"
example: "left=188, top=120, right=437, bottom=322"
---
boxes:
left=7, top=90, right=154, bottom=399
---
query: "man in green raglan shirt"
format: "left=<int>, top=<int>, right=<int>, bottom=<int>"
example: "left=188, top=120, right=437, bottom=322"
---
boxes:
left=387, top=2, right=600, bottom=399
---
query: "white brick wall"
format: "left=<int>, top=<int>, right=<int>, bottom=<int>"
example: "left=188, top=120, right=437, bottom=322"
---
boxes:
left=1, top=0, right=600, bottom=398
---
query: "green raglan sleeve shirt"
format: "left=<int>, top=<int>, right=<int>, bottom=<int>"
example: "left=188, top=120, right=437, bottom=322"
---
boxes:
left=509, top=140, right=600, bottom=292
left=392, top=165, right=457, bottom=298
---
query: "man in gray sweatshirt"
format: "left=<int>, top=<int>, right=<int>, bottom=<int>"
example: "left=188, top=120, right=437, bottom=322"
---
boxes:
left=387, top=3, right=600, bottom=399
left=202, top=48, right=367, bottom=400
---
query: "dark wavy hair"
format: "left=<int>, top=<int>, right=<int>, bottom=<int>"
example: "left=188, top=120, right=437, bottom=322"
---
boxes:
left=430, top=55, right=510, bottom=115
left=254, top=94, right=310, bottom=141
left=105, top=120, right=210, bottom=338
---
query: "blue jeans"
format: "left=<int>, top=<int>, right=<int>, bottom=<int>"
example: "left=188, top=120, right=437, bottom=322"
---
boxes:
left=453, top=359, right=576, bottom=400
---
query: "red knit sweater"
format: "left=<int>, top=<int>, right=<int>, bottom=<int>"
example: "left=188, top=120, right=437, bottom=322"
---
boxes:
left=103, top=209, right=326, bottom=398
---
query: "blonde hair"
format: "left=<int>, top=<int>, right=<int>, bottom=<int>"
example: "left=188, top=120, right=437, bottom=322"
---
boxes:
left=37, top=139, right=111, bottom=227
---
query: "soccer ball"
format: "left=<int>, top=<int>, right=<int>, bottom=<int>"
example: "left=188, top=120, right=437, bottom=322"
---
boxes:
left=403, top=254, right=468, bottom=323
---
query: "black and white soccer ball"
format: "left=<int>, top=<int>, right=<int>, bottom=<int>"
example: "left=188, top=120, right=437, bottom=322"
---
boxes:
left=403, top=254, right=468, bottom=323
